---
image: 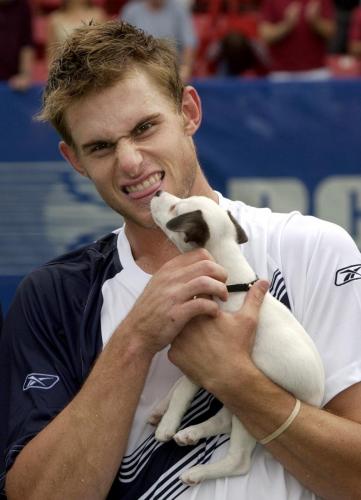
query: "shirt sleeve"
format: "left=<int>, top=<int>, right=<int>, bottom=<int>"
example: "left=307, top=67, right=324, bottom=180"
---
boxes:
left=280, top=215, right=361, bottom=405
left=0, top=270, right=84, bottom=494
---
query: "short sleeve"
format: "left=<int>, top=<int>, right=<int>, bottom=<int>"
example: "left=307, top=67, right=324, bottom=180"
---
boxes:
left=0, top=271, right=83, bottom=494
left=280, top=215, right=361, bottom=405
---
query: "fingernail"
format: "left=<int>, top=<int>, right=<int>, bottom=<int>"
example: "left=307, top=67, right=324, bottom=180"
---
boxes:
left=258, top=280, right=269, bottom=294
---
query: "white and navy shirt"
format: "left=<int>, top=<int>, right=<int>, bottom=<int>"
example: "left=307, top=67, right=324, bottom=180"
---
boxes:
left=1, top=194, right=361, bottom=499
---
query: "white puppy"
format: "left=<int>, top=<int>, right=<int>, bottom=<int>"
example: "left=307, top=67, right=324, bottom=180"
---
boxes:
left=150, top=191, right=324, bottom=485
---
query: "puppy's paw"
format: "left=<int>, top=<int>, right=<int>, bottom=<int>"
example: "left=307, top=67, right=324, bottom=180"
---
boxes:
left=180, top=466, right=204, bottom=486
left=174, top=427, right=200, bottom=446
left=147, top=411, right=163, bottom=426
left=155, top=421, right=178, bottom=442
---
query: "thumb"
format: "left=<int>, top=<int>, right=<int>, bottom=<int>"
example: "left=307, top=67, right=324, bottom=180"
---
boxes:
left=243, top=279, right=269, bottom=312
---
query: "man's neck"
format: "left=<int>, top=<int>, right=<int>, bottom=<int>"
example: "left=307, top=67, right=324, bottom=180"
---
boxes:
left=126, top=225, right=179, bottom=274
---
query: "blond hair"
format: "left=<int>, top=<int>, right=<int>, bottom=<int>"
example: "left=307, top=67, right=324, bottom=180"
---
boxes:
left=38, top=20, right=184, bottom=146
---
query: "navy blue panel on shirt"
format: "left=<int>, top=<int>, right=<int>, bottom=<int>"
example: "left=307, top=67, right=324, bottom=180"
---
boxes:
left=0, top=233, right=292, bottom=499
left=0, top=232, right=121, bottom=496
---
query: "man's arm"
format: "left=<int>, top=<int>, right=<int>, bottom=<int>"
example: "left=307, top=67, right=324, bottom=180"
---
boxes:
left=259, top=2, right=301, bottom=44
left=305, top=0, right=335, bottom=40
left=179, top=46, right=195, bottom=83
left=349, top=40, right=361, bottom=57
left=8, top=46, right=34, bottom=91
left=5, top=249, right=228, bottom=500
left=348, top=9, right=361, bottom=57
left=169, top=281, right=361, bottom=499
left=228, top=366, right=361, bottom=499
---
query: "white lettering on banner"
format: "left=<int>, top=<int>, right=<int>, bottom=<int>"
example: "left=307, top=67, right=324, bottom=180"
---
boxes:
left=228, top=178, right=308, bottom=214
left=227, top=176, right=361, bottom=248
left=315, top=176, right=361, bottom=248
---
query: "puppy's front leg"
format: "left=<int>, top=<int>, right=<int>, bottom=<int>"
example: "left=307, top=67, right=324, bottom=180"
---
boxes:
left=174, top=406, right=232, bottom=446
left=180, top=416, right=256, bottom=485
left=155, top=376, right=199, bottom=442
left=148, top=377, right=183, bottom=426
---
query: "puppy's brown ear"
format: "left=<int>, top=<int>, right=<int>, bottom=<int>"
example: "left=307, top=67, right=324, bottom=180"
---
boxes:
left=166, top=210, right=210, bottom=247
left=227, top=211, right=248, bottom=244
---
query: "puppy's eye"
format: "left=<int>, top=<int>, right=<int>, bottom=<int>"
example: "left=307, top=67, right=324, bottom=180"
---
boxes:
left=170, top=204, right=176, bottom=212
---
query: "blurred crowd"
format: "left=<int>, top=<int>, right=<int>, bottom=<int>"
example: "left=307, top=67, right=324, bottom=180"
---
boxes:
left=1, top=0, right=361, bottom=90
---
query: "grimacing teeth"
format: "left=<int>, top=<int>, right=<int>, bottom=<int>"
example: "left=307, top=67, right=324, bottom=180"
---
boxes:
left=124, top=172, right=164, bottom=194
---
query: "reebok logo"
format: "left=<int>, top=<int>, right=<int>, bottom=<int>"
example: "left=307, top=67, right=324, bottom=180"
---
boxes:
left=23, top=373, right=60, bottom=391
left=335, top=264, right=361, bottom=286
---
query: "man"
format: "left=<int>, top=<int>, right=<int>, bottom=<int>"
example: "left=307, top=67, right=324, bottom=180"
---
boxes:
left=120, top=0, right=197, bottom=82
left=0, top=0, right=34, bottom=91
left=1, top=20, right=361, bottom=499
left=259, top=0, right=335, bottom=78
left=349, top=3, right=361, bottom=60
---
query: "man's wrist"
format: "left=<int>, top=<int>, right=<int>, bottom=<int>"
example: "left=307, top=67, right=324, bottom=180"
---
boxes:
left=204, top=355, right=260, bottom=405
left=206, top=357, right=300, bottom=443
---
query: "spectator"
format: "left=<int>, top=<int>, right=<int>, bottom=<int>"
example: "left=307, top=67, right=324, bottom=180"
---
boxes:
left=329, top=0, right=358, bottom=54
left=214, top=31, right=270, bottom=76
left=120, top=0, right=197, bottom=82
left=47, top=0, right=107, bottom=63
left=349, top=3, right=361, bottom=58
left=259, top=0, right=335, bottom=79
left=0, top=0, right=35, bottom=91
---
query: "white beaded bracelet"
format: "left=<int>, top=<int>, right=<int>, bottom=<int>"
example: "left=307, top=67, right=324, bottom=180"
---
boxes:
left=259, top=399, right=301, bottom=445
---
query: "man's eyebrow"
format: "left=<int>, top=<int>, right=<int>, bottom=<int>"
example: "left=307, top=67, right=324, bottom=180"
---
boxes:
left=80, top=113, right=162, bottom=153
left=81, top=139, right=113, bottom=153
left=131, top=113, right=161, bottom=133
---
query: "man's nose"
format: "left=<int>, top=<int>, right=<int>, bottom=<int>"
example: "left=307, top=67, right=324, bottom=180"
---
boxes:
left=115, top=138, right=143, bottom=177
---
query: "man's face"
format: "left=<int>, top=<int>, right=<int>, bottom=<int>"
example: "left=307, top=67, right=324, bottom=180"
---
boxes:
left=61, top=71, right=202, bottom=230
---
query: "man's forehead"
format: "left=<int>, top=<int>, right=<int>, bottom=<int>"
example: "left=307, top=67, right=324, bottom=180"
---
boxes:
left=65, top=74, right=174, bottom=144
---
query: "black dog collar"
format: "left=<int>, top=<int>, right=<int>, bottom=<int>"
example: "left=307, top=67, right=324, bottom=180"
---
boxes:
left=227, top=278, right=259, bottom=293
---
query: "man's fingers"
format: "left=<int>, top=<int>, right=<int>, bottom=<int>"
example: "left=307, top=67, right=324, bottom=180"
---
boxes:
left=180, top=297, right=220, bottom=322
left=180, top=277, right=228, bottom=303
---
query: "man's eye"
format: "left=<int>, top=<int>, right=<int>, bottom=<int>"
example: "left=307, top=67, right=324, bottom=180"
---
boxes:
left=135, top=122, right=153, bottom=136
left=90, top=142, right=112, bottom=153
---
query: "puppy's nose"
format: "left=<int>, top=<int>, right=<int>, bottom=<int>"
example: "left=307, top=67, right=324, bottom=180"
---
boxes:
left=155, top=190, right=162, bottom=197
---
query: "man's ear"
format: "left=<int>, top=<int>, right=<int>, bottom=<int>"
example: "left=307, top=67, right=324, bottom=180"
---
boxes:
left=181, top=86, right=202, bottom=136
left=59, top=141, right=88, bottom=177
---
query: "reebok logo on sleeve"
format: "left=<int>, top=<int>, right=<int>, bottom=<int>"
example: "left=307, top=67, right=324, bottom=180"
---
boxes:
left=335, top=265, right=361, bottom=286
left=23, top=373, right=60, bottom=391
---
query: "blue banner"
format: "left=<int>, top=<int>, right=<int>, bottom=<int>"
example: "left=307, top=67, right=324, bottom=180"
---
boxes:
left=1, top=79, right=361, bottom=312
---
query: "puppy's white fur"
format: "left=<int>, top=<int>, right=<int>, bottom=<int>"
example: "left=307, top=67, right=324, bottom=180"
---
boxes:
left=150, top=192, right=324, bottom=485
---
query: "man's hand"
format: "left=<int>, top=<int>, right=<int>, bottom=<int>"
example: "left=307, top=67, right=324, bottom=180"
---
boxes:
left=305, top=0, right=321, bottom=25
left=305, top=0, right=335, bottom=38
left=284, top=1, right=301, bottom=29
left=8, top=73, right=32, bottom=91
left=168, top=280, right=269, bottom=393
left=259, top=2, right=300, bottom=44
left=121, top=249, right=229, bottom=356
